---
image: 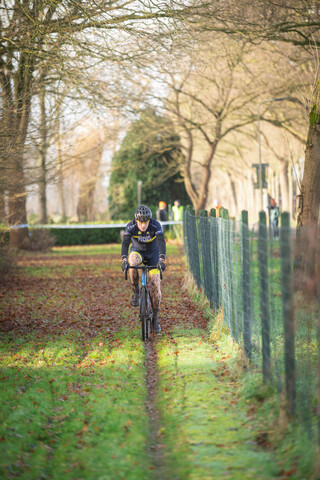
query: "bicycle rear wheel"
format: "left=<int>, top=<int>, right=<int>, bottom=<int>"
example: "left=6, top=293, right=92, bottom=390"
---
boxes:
left=147, top=294, right=153, bottom=335
left=139, top=287, right=148, bottom=341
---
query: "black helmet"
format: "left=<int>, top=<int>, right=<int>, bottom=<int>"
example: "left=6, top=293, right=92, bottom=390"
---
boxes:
left=135, top=205, right=152, bottom=222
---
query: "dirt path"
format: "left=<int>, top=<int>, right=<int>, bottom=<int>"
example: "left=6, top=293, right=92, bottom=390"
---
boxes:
left=142, top=245, right=211, bottom=478
left=145, top=341, right=164, bottom=479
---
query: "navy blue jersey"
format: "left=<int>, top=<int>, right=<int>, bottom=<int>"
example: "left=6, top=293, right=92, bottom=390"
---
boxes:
left=121, top=218, right=166, bottom=259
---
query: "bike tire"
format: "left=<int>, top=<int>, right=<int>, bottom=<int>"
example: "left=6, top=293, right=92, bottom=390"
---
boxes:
left=140, top=287, right=147, bottom=341
left=147, top=293, right=153, bottom=335
left=147, top=292, right=154, bottom=338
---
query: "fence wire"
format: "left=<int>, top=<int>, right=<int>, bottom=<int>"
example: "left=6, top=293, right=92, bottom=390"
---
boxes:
left=184, top=209, right=319, bottom=443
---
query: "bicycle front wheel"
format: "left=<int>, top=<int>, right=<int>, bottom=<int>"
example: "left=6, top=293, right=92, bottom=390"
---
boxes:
left=139, top=287, right=148, bottom=341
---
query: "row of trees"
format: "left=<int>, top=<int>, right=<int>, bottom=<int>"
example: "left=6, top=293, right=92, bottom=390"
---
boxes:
left=1, top=0, right=200, bottom=245
left=1, top=1, right=319, bottom=250
left=110, top=34, right=310, bottom=219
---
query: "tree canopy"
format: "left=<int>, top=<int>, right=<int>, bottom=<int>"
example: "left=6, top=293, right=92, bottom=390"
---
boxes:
left=108, top=109, right=189, bottom=219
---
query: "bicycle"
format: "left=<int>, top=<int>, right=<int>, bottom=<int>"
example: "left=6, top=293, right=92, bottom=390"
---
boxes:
left=124, top=264, right=163, bottom=341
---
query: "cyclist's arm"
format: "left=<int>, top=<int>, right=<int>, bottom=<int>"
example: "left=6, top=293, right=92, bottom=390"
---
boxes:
left=156, top=233, right=166, bottom=259
left=121, top=234, right=131, bottom=259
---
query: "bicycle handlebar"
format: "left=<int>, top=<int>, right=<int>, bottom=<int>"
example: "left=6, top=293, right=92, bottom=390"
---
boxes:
left=124, top=264, right=163, bottom=280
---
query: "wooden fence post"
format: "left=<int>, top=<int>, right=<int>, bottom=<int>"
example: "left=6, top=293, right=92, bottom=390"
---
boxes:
left=258, top=211, right=271, bottom=383
left=210, top=207, right=220, bottom=309
left=241, top=210, right=252, bottom=361
left=191, top=209, right=201, bottom=288
left=280, top=212, right=296, bottom=415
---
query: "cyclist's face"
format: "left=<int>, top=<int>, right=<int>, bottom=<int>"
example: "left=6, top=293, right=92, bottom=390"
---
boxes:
left=137, top=220, right=149, bottom=231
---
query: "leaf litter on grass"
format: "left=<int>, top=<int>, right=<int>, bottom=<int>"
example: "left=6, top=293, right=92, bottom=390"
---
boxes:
left=0, top=244, right=289, bottom=480
left=0, top=246, right=152, bottom=480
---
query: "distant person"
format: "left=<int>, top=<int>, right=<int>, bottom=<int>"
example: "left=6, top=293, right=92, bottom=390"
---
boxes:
left=214, top=200, right=223, bottom=218
left=172, top=199, right=184, bottom=241
left=172, top=199, right=184, bottom=221
left=156, top=201, right=167, bottom=233
left=269, top=198, right=280, bottom=238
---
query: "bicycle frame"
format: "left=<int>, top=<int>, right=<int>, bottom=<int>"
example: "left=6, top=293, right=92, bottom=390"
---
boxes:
left=124, top=264, right=163, bottom=341
left=141, top=268, right=148, bottom=290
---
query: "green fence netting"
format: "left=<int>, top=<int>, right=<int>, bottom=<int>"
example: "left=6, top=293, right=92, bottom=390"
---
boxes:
left=183, top=208, right=319, bottom=443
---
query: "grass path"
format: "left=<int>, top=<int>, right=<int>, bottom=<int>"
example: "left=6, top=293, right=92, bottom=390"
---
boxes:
left=0, top=244, right=284, bottom=479
left=154, top=250, right=281, bottom=479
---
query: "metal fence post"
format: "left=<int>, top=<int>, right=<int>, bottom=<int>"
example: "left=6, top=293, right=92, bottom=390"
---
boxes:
left=221, top=208, right=232, bottom=331
left=199, top=210, right=207, bottom=289
left=191, top=209, right=201, bottom=288
left=200, top=210, right=214, bottom=304
left=210, top=208, right=220, bottom=309
left=185, top=208, right=192, bottom=271
left=258, top=211, right=272, bottom=383
left=241, top=210, right=252, bottom=361
left=280, top=212, right=296, bottom=416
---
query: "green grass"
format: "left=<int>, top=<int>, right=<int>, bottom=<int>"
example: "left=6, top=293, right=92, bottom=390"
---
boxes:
left=0, top=244, right=154, bottom=479
left=0, top=330, right=151, bottom=480
left=156, top=326, right=281, bottom=480
left=180, top=277, right=319, bottom=480
left=2, top=242, right=318, bottom=480
left=51, top=244, right=121, bottom=256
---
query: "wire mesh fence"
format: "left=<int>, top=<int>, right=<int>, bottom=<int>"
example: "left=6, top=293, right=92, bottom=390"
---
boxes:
left=183, top=207, right=319, bottom=443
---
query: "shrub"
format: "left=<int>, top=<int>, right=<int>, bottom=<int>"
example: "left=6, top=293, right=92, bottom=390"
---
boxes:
left=0, top=228, right=9, bottom=245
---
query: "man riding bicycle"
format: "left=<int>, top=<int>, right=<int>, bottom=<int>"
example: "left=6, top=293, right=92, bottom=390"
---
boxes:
left=121, top=205, right=166, bottom=333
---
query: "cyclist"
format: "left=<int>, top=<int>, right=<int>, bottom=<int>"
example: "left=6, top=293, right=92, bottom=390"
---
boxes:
left=121, top=205, right=166, bottom=333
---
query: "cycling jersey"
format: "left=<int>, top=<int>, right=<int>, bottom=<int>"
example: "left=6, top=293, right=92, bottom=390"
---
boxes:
left=121, top=218, right=166, bottom=259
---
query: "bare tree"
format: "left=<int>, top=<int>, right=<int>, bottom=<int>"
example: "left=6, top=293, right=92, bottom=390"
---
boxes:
left=142, top=34, right=307, bottom=213
left=71, top=128, right=105, bottom=222
left=0, top=0, right=205, bottom=246
left=187, top=0, right=320, bottom=227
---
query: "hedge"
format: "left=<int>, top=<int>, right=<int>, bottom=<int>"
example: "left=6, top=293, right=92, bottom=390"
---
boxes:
left=48, top=227, right=122, bottom=246
left=0, top=227, right=122, bottom=247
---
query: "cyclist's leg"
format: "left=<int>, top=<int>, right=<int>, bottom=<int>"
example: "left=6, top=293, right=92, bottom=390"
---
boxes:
left=128, top=251, right=143, bottom=307
left=146, top=251, right=162, bottom=333
left=149, top=270, right=161, bottom=309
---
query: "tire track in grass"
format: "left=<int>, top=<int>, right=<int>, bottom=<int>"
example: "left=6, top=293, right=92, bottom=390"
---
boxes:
left=145, top=340, right=164, bottom=480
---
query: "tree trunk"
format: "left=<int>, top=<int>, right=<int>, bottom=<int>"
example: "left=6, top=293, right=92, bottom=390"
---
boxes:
left=295, top=115, right=320, bottom=284
left=2, top=52, right=34, bottom=248
left=288, top=160, right=294, bottom=220
left=77, top=180, right=97, bottom=222
left=56, top=118, right=66, bottom=220
left=0, top=189, right=6, bottom=224
left=195, top=142, right=217, bottom=213
left=39, top=85, right=48, bottom=224
left=228, top=173, right=237, bottom=217
left=58, top=173, right=66, bottom=220
left=297, top=122, right=320, bottom=228
left=279, top=160, right=289, bottom=213
left=8, top=155, right=30, bottom=248
left=182, top=136, right=199, bottom=210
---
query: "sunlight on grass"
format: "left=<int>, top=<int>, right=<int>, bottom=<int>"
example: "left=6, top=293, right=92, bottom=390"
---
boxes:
left=0, top=331, right=152, bottom=480
left=156, top=330, right=281, bottom=480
